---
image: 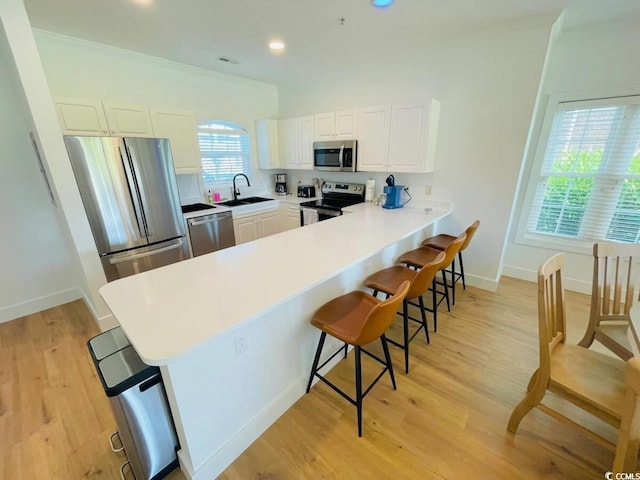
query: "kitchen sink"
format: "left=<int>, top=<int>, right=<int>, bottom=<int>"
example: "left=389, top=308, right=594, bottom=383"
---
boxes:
left=217, top=196, right=274, bottom=207
left=240, top=196, right=274, bottom=204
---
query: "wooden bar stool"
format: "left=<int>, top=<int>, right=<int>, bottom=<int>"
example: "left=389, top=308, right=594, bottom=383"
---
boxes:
left=364, top=251, right=445, bottom=373
left=421, top=220, right=480, bottom=295
left=306, top=281, right=410, bottom=437
left=398, top=233, right=467, bottom=331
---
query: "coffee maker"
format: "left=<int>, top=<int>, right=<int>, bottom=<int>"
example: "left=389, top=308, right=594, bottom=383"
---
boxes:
left=275, top=174, right=287, bottom=195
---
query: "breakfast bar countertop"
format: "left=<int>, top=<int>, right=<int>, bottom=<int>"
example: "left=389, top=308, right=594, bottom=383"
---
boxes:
left=99, top=200, right=452, bottom=366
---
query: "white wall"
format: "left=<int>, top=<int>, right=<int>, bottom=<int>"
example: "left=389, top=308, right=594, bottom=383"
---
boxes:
left=278, top=15, right=558, bottom=291
left=0, top=8, right=82, bottom=323
left=503, top=16, right=640, bottom=293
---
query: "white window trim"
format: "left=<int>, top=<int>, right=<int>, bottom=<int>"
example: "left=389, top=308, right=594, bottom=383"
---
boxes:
left=514, top=90, right=640, bottom=255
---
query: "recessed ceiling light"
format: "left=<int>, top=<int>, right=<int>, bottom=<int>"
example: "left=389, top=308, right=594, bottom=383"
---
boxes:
left=131, top=0, right=154, bottom=6
left=269, top=40, right=285, bottom=53
left=371, top=0, right=394, bottom=7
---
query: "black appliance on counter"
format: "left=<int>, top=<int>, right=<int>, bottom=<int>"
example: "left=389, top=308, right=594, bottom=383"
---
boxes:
left=299, top=182, right=365, bottom=226
left=297, top=185, right=316, bottom=198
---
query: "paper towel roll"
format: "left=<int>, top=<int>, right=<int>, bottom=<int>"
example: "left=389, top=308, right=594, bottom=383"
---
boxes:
left=365, top=179, right=375, bottom=202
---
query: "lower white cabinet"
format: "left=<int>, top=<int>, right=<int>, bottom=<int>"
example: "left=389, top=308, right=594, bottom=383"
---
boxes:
left=233, top=211, right=279, bottom=245
left=278, top=203, right=301, bottom=232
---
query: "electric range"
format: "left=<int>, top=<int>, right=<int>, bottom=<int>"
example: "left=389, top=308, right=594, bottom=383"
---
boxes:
left=299, top=182, right=365, bottom=225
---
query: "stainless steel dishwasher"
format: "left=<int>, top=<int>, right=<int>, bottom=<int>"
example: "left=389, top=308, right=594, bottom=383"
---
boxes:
left=187, top=211, right=236, bottom=257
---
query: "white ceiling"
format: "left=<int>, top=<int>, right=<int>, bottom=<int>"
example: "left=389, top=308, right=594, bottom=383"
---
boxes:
left=23, top=0, right=640, bottom=85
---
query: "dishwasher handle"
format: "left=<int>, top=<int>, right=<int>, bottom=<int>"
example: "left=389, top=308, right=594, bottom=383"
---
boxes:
left=188, top=212, right=231, bottom=227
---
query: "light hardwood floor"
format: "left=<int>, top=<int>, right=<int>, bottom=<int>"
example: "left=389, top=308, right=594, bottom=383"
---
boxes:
left=0, top=277, right=631, bottom=479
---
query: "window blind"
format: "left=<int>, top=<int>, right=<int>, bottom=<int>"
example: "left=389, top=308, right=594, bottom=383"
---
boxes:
left=197, top=121, right=250, bottom=183
left=527, top=96, right=640, bottom=244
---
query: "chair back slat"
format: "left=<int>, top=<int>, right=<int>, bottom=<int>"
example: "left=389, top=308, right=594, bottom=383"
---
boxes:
left=593, top=242, right=640, bottom=319
left=538, top=253, right=567, bottom=367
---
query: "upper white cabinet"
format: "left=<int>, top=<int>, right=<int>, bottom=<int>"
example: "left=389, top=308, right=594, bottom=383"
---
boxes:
left=314, top=109, right=358, bottom=141
left=54, top=97, right=110, bottom=136
left=150, top=108, right=202, bottom=174
left=357, top=100, right=441, bottom=173
left=388, top=100, right=441, bottom=173
left=256, top=119, right=281, bottom=169
left=357, top=106, right=391, bottom=172
left=55, top=97, right=153, bottom=137
left=102, top=101, right=154, bottom=137
left=54, top=96, right=203, bottom=174
left=280, top=116, right=314, bottom=170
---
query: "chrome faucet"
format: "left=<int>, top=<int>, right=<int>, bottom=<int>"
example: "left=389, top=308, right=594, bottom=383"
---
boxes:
left=232, top=173, right=250, bottom=200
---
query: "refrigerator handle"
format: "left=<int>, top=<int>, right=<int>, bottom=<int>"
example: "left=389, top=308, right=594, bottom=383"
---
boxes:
left=118, top=144, right=147, bottom=238
left=122, top=143, right=152, bottom=237
left=109, top=238, right=184, bottom=265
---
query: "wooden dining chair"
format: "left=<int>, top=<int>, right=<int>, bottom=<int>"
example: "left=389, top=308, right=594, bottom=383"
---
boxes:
left=615, top=357, right=640, bottom=473
left=507, top=252, right=639, bottom=471
left=578, top=242, right=640, bottom=360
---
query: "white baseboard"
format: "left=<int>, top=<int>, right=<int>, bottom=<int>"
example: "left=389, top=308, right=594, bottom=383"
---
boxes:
left=501, top=264, right=590, bottom=295
left=465, top=274, right=498, bottom=292
left=0, top=287, right=83, bottom=324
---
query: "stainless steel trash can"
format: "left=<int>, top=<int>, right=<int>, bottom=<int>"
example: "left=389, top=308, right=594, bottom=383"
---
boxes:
left=89, top=328, right=179, bottom=480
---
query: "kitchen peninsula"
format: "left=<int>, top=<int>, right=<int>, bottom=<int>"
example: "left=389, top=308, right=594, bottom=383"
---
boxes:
left=100, top=201, right=451, bottom=480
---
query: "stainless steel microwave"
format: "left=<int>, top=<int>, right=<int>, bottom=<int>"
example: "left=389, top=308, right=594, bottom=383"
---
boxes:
left=313, top=140, right=357, bottom=172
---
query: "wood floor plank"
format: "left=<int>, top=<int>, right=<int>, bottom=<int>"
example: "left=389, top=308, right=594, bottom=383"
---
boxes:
left=1, top=277, right=636, bottom=479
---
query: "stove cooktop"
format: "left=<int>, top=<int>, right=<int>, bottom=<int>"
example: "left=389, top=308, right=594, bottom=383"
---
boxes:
left=181, top=203, right=216, bottom=214
left=300, top=198, right=363, bottom=211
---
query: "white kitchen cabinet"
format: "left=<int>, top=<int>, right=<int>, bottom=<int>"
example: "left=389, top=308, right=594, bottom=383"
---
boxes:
left=54, top=97, right=110, bottom=136
left=357, top=105, right=391, bottom=172
left=256, top=119, right=281, bottom=169
left=314, top=109, right=358, bottom=141
left=102, top=101, right=154, bottom=137
left=280, top=116, right=314, bottom=170
left=233, top=210, right=279, bottom=245
left=55, top=97, right=154, bottom=137
left=278, top=203, right=301, bottom=232
left=388, top=100, right=441, bottom=173
left=357, top=100, right=441, bottom=173
left=150, top=108, right=202, bottom=174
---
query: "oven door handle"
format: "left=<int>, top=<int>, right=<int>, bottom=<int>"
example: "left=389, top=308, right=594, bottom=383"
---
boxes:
left=301, top=207, right=341, bottom=217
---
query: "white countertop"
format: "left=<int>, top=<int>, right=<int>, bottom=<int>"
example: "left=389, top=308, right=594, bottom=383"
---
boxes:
left=100, top=201, right=451, bottom=365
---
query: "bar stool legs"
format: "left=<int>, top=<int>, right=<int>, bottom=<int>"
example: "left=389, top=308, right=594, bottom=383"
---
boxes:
left=306, top=332, right=397, bottom=436
left=305, top=282, right=409, bottom=436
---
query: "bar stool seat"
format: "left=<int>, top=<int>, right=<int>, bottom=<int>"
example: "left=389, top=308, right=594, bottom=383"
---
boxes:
left=421, top=220, right=480, bottom=293
left=306, top=281, right=410, bottom=436
left=365, top=252, right=445, bottom=373
left=398, top=233, right=467, bottom=331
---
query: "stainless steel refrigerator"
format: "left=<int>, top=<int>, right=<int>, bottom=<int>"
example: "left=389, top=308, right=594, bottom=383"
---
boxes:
left=64, top=136, right=189, bottom=282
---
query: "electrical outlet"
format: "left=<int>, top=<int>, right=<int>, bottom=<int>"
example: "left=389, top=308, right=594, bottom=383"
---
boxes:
left=234, top=335, right=248, bottom=355
left=425, top=185, right=433, bottom=196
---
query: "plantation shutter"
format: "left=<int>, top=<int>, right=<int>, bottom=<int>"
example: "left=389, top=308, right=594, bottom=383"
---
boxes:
left=527, top=96, right=640, bottom=243
left=198, top=121, right=250, bottom=183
